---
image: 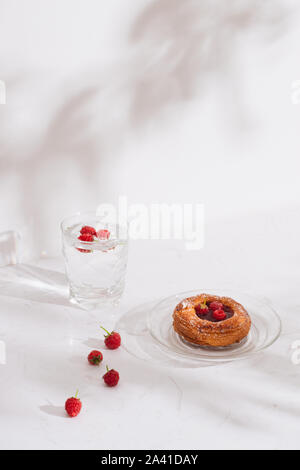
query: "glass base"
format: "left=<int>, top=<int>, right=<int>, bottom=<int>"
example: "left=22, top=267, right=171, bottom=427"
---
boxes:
left=69, top=284, right=123, bottom=310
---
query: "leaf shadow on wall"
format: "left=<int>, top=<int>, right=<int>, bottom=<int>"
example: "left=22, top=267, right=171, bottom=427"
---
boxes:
left=0, top=0, right=293, bottom=257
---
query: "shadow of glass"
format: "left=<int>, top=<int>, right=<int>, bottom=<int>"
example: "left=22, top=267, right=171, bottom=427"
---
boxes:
left=0, top=263, right=76, bottom=308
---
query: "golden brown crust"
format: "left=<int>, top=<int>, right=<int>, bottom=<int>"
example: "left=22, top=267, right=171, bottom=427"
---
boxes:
left=173, top=293, right=251, bottom=347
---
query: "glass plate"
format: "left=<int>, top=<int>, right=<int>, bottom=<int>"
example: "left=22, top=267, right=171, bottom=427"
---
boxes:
left=147, top=289, right=281, bottom=363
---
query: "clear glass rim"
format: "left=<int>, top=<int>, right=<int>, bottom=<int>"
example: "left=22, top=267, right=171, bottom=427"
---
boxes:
left=61, top=210, right=128, bottom=244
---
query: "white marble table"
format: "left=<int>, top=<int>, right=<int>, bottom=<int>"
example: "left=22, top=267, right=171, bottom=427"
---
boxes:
left=0, top=211, right=299, bottom=450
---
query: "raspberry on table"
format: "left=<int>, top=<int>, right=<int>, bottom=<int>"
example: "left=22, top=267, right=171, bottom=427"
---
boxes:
left=65, top=390, right=82, bottom=417
left=103, top=366, right=119, bottom=387
left=88, top=350, right=103, bottom=366
left=100, top=326, right=121, bottom=350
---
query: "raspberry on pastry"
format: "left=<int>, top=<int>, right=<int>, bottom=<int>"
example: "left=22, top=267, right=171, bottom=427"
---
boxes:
left=209, top=301, right=223, bottom=311
left=212, top=309, right=227, bottom=321
left=194, top=302, right=209, bottom=316
left=173, top=294, right=251, bottom=347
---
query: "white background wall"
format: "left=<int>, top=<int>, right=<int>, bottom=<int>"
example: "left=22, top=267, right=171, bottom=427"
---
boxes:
left=0, top=0, right=299, bottom=259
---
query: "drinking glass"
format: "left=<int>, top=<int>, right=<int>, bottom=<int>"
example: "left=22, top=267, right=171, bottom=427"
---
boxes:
left=61, top=212, right=128, bottom=310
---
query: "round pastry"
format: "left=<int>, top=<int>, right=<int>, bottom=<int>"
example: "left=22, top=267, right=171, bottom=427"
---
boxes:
left=173, top=294, right=251, bottom=347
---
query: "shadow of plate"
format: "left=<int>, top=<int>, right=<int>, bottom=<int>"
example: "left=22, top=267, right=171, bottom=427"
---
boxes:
left=115, top=300, right=215, bottom=368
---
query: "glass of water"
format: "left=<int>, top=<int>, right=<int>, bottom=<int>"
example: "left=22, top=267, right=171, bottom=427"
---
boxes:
left=61, top=212, right=128, bottom=310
